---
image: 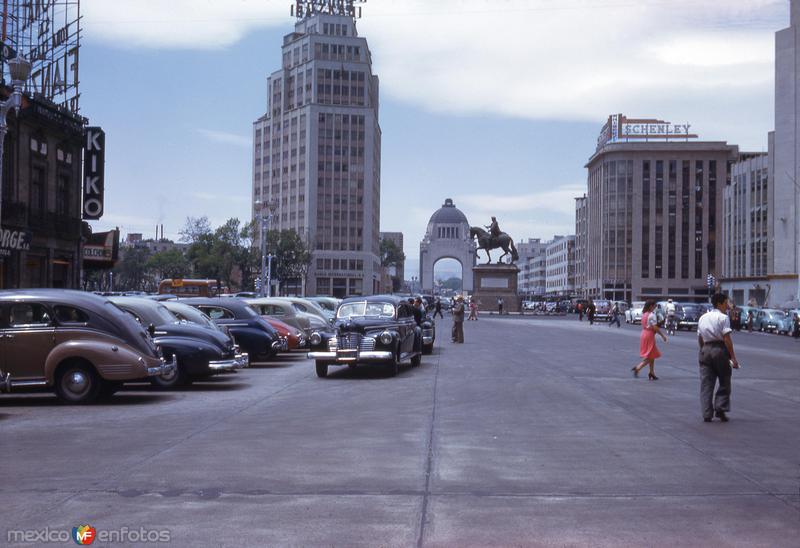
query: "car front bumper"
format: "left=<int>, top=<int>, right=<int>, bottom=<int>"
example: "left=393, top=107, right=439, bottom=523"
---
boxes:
left=423, top=334, right=434, bottom=345
left=208, top=353, right=249, bottom=371
left=678, top=321, right=698, bottom=329
left=148, top=355, right=177, bottom=377
left=307, top=350, right=394, bottom=364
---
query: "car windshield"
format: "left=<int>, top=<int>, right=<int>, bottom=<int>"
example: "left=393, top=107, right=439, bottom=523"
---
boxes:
left=337, top=301, right=395, bottom=319
left=313, top=299, right=336, bottom=311
left=768, top=310, right=786, bottom=319
left=681, top=305, right=700, bottom=314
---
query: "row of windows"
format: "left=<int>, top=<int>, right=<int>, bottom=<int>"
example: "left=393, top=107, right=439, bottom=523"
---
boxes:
left=316, top=258, right=364, bottom=271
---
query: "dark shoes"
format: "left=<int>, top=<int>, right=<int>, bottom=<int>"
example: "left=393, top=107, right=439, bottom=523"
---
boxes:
left=704, top=418, right=712, bottom=422
left=648, top=373, right=659, bottom=381
left=715, top=410, right=729, bottom=422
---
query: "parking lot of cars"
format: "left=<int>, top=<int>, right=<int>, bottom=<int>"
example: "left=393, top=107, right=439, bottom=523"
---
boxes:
left=0, top=289, right=439, bottom=405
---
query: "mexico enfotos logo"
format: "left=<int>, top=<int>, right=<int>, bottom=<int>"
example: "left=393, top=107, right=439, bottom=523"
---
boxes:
left=6, top=525, right=171, bottom=544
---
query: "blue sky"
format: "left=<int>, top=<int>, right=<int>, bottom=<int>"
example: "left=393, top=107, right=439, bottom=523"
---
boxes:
left=83, top=0, right=788, bottom=279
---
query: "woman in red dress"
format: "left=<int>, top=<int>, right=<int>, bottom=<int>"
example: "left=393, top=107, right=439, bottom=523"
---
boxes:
left=632, top=300, right=667, bottom=380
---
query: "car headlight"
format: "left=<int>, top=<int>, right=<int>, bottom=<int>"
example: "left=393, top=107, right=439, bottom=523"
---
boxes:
left=379, top=331, right=393, bottom=345
left=310, top=332, right=322, bottom=346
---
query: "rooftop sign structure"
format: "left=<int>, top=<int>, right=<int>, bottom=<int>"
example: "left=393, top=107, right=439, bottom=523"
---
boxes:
left=597, top=114, right=698, bottom=151
left=291, top=0, right=366, bottom=20
left=1, top=0, right=81, bottom=113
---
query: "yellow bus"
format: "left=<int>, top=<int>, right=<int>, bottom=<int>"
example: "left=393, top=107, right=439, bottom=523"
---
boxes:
left=158, top=279, right=228, bottom=297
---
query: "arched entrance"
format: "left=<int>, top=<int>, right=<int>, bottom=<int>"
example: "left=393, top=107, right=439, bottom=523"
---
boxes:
left=419, top=199, right=475, bottom=293
left=433, top=257, right=464, bottom=296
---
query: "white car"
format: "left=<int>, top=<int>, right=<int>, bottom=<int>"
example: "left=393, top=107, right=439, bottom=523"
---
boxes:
left=625, top=301, right=645, bottom=324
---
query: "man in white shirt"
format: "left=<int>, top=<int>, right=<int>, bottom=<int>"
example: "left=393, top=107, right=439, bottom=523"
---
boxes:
left=665, top=299, right=677, bottom=334
left=697, top=293, right=740, bottom=423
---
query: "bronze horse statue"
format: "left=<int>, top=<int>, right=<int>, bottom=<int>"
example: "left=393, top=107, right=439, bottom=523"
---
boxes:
left=470, top=227, right=519, bottom=264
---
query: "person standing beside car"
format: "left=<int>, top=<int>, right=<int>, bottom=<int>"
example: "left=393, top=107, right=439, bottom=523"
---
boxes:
left=609, top=302, right=621, bottom=328
left=587, top=300, right=596, bottom=325
left=697, top=293, right=740, bottom=423
left=434, top=298, right=443, bottom=319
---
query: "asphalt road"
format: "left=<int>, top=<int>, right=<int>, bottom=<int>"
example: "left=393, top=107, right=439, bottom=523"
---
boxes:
left=1, top=316, right=798, bottom=547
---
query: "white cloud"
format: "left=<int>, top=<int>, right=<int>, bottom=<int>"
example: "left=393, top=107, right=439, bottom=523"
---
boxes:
left=82, top=0, right=784, bottom=148
left=196, top=129, right=252, bottom=149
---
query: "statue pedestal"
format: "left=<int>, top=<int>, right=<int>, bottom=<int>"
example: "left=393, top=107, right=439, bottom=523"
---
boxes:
left=471, top=264, right=520, bottom=313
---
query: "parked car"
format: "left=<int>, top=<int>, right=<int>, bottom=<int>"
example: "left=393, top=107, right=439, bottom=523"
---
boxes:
left=181, top=298, right=282, bottom=362
left=245, top=298, right=329, bottom=337
left=308, top=295, right=424, bottom=378
left=275, top=297, right=333, bottom=322
left=675, top=303, right=703, bottom=331
left=262, top=317, right=306, bottom=350
left=753, top=309, right=791, bottom=334
left=625, top=301, right=645, bottom=324
left=110, top=297, right=247, bottom=387
left=0, top=290, right=175, bottom=403
left=162, top=301, right=250, bottom=366
left=306, top=297, right=340, bottom=315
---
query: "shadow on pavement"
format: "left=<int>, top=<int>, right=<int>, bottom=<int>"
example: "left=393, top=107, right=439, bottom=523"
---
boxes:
left=0, top=393, right=177, bottom=407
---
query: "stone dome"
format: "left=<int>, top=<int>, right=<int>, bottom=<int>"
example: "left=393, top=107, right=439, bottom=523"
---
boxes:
left=428, top=198, right=469, bottom=226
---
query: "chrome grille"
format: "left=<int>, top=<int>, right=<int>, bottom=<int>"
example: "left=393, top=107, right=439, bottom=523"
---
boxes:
left=329, top=335, right=375, bottom=352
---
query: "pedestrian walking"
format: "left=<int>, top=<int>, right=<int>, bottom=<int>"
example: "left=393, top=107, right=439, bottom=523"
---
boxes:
left=792, top=312, right=800, bottom=339
left=468, top=297, right=478, bottom=321
left=587, top=300, right=596, bottom=325
left=452, top=295, right=465, bottom=343
left=665, top=298, right=677, bottom=336
left=730, top=305, right=742, bottom=331
left=609, top=302, right=621, bottom=328
left=433, top=298, right=443, bottom=319
left=746, top=310, right=754, bottom=332
left=497, top=297, right=504, bottom=315
left=697, top=293, right=740, bottom=422
left=577, top=302, right=584, bottom=321
left=632, top=300, right=667, bottom=380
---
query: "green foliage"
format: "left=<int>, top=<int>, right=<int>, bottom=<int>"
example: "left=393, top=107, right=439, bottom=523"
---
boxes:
left=438, top=277, right=463, bottom=291
left=265, top=229, right=312, bottom=295
left=115, top=247, right=152, bottom=291
left=380, top=238, right=405, bottom=267
left=146, top=249, right=189, bottom=280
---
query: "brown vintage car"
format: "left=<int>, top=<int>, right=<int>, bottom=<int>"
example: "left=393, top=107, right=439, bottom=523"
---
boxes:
left=0, top=290, right=175, bottom=404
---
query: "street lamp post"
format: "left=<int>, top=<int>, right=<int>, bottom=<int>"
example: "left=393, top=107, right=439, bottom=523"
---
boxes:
left=255, top=198, right=278, bottom=298
left=0, top=55, right=32, bottom=228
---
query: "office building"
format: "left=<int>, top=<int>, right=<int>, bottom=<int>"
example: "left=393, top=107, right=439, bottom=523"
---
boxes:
left=574, top=195, right=588, bottom=296
left=545, top=235, right=576, bottom=297
left=516, top=238, right=547, bottom=295
left=584, top=114, right=738, bottom=302
left=252, top=9, right=381, bottom=297
left=771, top=1, right=800, bottom=305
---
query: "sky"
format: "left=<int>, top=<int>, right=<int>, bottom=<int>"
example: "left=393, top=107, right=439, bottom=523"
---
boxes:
left=80, top=0, right=789, bottom=280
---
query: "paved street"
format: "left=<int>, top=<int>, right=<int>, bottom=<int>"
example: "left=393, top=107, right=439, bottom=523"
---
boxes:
left=1, top=316, right=798, bottom=547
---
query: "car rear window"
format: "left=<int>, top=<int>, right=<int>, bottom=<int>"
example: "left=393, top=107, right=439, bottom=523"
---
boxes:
left=54, top=306, right=89, bottom=324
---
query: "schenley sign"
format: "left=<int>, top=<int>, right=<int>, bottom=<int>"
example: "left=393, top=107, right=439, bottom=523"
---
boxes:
left=0, top=228, right=33, bottom=258
left=597, top=114, right=699, bottom=149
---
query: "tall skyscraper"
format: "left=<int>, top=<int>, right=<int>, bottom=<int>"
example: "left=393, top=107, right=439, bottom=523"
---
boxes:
left=252, top=3, right=381, bottom=297
left=772, top=0, right=800, bottom=304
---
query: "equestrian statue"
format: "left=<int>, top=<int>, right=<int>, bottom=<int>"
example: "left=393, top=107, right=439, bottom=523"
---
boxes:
left=470, top=216, right=519, bottom=264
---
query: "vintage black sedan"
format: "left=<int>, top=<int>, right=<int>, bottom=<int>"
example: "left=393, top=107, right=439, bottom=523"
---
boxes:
left=181, top=298, right=283, bottom=361
left=308, top=295, right=423, bottom=378
left=110, top=297, right=246, bottom=387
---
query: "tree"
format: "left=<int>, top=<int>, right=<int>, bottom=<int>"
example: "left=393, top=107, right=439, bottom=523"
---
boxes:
left=380, top=238, right=406, bottom=292
left=179, top=216, right=212, bottom=244
left=267, top=229, right=311, bottom=295
left=113, top=247, right=152, bottom=291
left=380, top=238, right=405, bottom=267
left=147, top=249, right=190, bottom=281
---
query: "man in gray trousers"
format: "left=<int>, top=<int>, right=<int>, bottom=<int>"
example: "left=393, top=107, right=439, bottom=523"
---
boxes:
left=697, top=293, right=740, bottom=422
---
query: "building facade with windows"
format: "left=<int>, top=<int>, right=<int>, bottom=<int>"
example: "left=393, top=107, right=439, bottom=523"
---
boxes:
left=1, top=94, right=85, bottom=289
left=545, top=235, right=575, bottom=297
left=574, top=195, right=588, bottom=296
left=516, top=238, right=547, bottom=295
left=584, top=118, right=738, bottom=302
left=721, top=151, right=771, bottom=305
left=252, top=12, right=381, bottom=297
left=527, top=253, right=547, bottom=298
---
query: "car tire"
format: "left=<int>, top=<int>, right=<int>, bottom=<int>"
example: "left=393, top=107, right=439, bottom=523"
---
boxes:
left=315, top=362, right=328, bottom=378
left=151, top=358, right=189, bottom=388
left=55, top=361, right=101, bottom=404
left=388, top=352, right=400, bottom=377
left=411, top=352, right=422, bottom=367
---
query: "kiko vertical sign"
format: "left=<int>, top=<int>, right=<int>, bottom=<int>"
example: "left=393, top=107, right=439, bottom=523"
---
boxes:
left=83, top=127, right=105, bottom=220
